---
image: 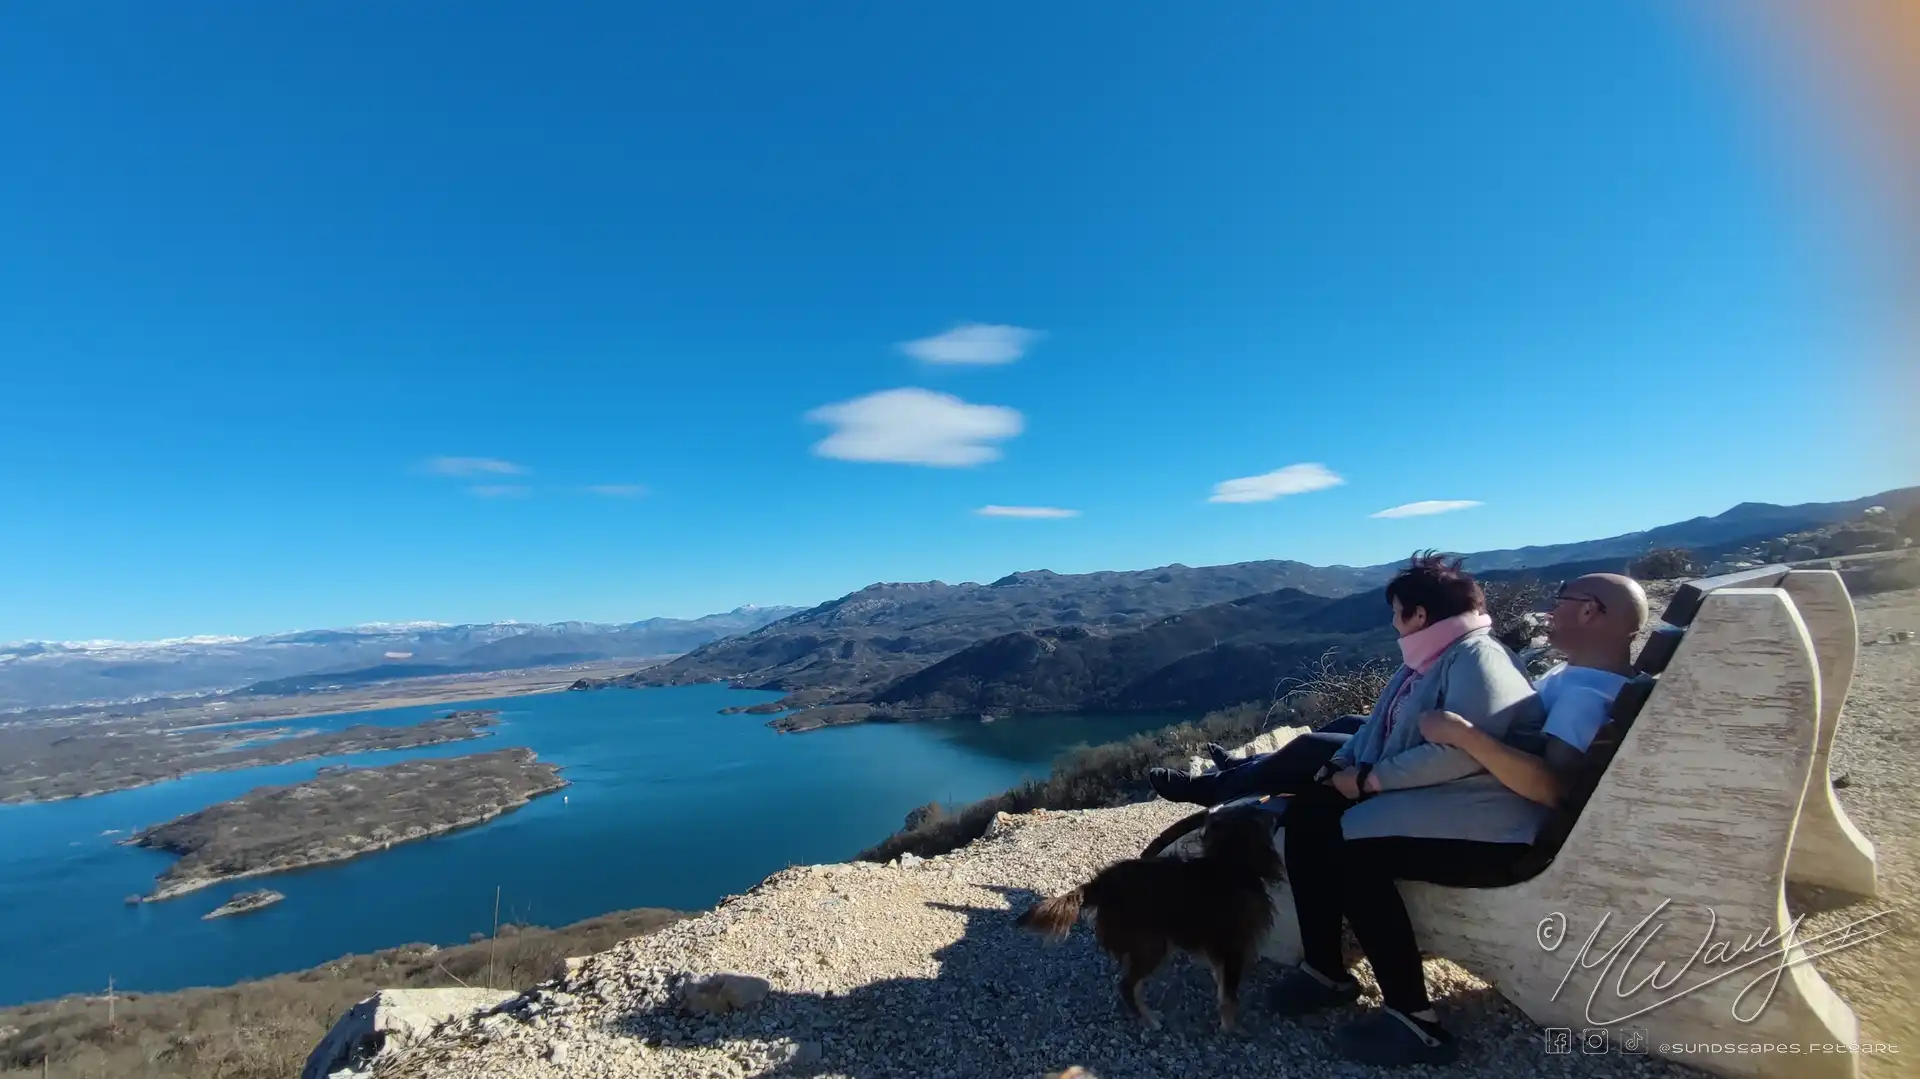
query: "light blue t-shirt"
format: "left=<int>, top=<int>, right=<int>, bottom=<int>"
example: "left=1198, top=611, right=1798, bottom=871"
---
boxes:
left=1536, top=662, right=1631, bottom=753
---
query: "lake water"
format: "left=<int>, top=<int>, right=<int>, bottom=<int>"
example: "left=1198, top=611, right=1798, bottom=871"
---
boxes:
left=0, top=686, right=1187, bottom=1006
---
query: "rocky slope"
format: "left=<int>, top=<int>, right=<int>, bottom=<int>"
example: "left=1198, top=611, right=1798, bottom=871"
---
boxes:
left=366, top=587, right=1919, bottom=1079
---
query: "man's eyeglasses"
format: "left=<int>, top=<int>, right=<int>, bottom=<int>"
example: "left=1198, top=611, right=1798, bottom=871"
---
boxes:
left=1553, top=591, right=1608, bottom=614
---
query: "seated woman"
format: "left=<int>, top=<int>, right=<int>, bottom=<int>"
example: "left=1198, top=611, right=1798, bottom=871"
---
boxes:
left=1265, top=553, right=1545, bottom=1066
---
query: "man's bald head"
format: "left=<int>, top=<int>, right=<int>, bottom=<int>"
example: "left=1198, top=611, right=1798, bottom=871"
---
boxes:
left=1548, top=573, right=1649, bottom=667
left=1568, top=573, right=1650, bottom=633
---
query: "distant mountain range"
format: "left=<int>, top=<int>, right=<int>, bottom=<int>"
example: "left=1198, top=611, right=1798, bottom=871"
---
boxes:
left=603, top=560, right=1384, bottom=699
left=586, top=486, right=1920, bottom=724
left=0, top=607, right=802, bottom=712
left=1455, top=489, right=1920, bottom=571
left=10, top=485, right=1914, bottom=716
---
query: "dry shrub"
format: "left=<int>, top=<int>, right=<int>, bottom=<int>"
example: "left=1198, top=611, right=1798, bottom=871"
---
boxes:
left=1630, top=547, right=1697, bottom=580
left=1266, top=648, right=1395, bottom=727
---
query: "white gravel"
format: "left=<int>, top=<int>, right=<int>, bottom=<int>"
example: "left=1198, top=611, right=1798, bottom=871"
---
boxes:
left=375, top=587, right=1919, bottom=1079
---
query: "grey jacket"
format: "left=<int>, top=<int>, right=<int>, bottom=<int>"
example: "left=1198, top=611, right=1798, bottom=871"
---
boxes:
left=1332, top=628, right=1550, bottom=844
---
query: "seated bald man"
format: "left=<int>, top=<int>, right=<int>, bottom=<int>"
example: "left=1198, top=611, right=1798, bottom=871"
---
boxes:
left=1418, top=572, right=1650, bottom=809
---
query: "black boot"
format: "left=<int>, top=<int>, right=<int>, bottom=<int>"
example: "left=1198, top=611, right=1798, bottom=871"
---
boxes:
left=1147, top=767, right=1208, bottom=805
left=1205, top=742, right=1237, bottom=768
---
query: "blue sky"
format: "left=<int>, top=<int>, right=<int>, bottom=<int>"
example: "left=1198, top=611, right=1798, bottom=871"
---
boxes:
left=1, top=2, right=1911, bottom=642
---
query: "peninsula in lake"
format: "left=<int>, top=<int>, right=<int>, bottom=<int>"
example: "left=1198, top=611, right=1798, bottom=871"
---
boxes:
left=127, top=748, right=567, bottom=900
left=0, top=709, right=502, bottom=805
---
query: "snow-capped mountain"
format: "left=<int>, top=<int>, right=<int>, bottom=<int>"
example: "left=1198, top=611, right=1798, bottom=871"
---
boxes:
left=0, top=606, right=802, bottom=712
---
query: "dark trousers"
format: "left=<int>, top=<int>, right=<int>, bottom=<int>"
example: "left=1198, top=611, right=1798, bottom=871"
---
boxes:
left=1284, top=785, right=1529, bottom=1014
left=1179, top=714, right=1366, bottom=805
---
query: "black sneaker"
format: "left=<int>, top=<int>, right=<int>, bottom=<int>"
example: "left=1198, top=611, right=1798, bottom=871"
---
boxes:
left=1333, top=1008, right=1459, bottom=1066
left=1266, top=965, right=1361, bottom=1017
left=1205, top=742, right=1237, bottom=768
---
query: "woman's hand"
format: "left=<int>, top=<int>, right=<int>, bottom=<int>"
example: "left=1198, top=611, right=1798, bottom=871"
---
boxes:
left=1418, top=710, right=1477, bottom=748
left=1327, top=768, right=1362, bottom=800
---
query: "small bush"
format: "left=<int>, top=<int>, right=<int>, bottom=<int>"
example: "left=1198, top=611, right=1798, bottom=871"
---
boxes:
left=1630, top=547, right=1697, bottom=580
left=901, top=802, right=944, bottom=832
left=1481, top=578, right=1554, bottom=654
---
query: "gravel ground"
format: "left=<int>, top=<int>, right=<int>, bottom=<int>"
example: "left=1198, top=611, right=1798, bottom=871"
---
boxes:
left=376, top=585, right=1916, bottom=1079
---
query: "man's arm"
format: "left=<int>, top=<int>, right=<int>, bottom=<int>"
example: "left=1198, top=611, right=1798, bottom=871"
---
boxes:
left=1366, top=646, right=1540, bottom=792
left=1418, top=710, right=1585, bottom=807
left=1360, top=741, right=1484, bottom=792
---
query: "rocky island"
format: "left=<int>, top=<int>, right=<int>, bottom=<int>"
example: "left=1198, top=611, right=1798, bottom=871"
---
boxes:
left=127, top=747, right=566, bottom=900
left=202, top=888, right=285, bottom=919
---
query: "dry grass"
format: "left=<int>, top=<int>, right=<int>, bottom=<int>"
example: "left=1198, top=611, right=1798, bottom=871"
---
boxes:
left=0, top=908, right=685, bottom=1079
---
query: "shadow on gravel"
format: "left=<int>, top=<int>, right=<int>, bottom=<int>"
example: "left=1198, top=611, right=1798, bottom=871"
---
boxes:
left=602, top=884, right=1626, bottom=1079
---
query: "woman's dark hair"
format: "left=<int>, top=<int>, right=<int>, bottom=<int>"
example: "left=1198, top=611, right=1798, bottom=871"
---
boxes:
left=1384, top=550, right=1485, bottom=623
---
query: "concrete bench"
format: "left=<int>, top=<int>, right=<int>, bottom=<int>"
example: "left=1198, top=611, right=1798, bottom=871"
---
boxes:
left=1158, top=568, right=1877, bottom=1079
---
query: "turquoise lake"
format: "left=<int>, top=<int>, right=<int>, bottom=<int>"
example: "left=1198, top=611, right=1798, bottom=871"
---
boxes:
left=0, top=685, right=1187, bottom=1006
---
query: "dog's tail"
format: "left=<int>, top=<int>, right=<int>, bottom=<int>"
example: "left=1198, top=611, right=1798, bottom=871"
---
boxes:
left=1015, top=889, right=1086, bottom=938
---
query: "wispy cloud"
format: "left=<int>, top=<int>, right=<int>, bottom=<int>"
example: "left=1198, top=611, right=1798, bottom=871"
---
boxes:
left=1208, top=464, right=1345, bottom=504
left=1370, top=499, right=1484, bottom=519
left=976, top=505, right=1080, bottom=519
left=899, top=323, right=1042, bottom=365
left=805, top=387, right=1023, bottom=466
left=422, top=456, right=528, bottom=477
left=585, top=484, right=648, bottom=497
left=468, top=484, right=531, bottom=498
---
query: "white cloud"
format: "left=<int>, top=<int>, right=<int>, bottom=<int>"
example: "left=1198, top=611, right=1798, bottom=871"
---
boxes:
left=899, top=322, right=1041, bottom=365
left=586, top=484, right=648, bottom=497
left=1207, top=463, right=1345, bottom=504
left=805, top=387, right=1023, bottom=466
left=976, top=505, right=1080, bottom=519
left=1370, top=499, right=1485, bottom=519
left=468, top=484, right=531, bottom=498
left=422, top=456, right=528, bottom=477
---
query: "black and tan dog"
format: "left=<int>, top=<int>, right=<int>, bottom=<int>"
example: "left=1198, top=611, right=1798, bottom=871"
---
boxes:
left=1014, top=807, right=1282, bottom=1031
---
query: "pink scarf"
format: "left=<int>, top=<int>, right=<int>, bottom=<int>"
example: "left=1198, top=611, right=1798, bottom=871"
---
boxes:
left=1398, top=611, right=1493, bottom=673
left=1381, top=611, right=1493, bottom=739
